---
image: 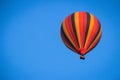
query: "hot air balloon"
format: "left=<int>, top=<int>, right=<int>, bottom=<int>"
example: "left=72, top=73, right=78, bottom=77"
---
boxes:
left=60, top=12, right=102, bottom=60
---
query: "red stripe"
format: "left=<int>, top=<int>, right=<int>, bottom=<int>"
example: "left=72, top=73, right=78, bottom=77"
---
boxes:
left=78, top=12, right=87, bottom=52
left=79, top=12, right=87, bottom=48
left=79, top=12, right=84, bottom=48
left=64, top=16, right=73, bottom=40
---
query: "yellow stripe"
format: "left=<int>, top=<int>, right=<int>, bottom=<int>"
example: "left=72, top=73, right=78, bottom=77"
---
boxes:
left=87, top=28, right=102, bottom=52
left=74, top=12, right=81, bottom=48
left=84, top=14, right=95, bottom=48
left=62, top=22, right=77, bottom=49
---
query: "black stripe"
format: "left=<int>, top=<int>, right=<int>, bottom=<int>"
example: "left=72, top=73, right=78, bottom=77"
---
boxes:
left=84, top=12, right=90, bottom=47
left=71, top=13, right=80, bottom=48
left=61, top=25, right=77, bottom=52
left=87, top=24, right=101, bottom=50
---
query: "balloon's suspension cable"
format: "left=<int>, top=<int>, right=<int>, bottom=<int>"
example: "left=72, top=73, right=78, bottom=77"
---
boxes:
left=80, top=55, right=85, bottom=60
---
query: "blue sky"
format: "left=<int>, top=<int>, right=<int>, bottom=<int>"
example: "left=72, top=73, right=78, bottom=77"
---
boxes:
left=0, top=0, right=120, bottom=80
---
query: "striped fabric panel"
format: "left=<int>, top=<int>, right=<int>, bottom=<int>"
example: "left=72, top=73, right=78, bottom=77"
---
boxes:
left=60, top=27, right=77, bottom=53
left=60, top=12, right=102, bottom=55
left=86, top=28, right=102, bottom=53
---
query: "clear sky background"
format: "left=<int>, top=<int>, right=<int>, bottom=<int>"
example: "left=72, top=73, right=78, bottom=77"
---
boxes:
left=0, top=0, right=120, bottom=80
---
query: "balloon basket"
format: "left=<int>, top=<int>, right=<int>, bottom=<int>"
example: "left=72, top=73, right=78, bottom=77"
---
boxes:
left=80, top=55, right=85, bottom=60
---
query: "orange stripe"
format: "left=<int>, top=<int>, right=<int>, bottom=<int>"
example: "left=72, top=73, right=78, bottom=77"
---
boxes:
left=74, top=12, right=81, bottom=48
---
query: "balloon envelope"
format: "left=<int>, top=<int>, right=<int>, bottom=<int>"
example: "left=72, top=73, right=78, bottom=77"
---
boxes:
left=60, top=12, right=102, bottom=59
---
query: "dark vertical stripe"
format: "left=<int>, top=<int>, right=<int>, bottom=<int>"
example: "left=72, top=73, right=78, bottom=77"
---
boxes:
left=84, top=12, right=90, bottom=47
left=61, top=25, right=77, bottom=51
left=71, top=13, right=80, bottom=48
left=87, top=24, right=101, bottom=50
